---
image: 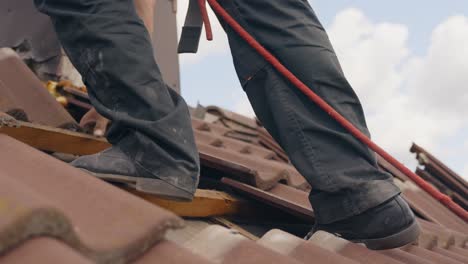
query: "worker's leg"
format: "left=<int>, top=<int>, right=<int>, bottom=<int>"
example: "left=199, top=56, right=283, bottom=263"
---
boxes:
left=216, top=0, right=418, bottom=248
left=34, top=0, right=199, bottom=199
left=79, top=0, right=156, bottom=137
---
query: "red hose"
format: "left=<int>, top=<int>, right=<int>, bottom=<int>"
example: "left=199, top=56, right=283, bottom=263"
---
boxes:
left=198, top=0, right=213, bottom=40
left=205, top=0, right=468, bottom=222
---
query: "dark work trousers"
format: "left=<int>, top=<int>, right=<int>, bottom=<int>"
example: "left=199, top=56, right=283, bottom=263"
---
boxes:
left=34, top=0, right=200, bottom=194
left=215, top=0, right=400, bottom=224
left=35, top=0, right=400, bottom=224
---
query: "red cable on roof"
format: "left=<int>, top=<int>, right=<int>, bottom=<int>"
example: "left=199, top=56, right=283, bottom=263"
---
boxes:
left=204, top=0, right=468, bottom=222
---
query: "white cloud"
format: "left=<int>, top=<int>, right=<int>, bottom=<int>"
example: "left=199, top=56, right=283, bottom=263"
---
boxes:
left=328, top=9, right=410, bottom=111
left=406, top=16, right=468, bottom=118
left=176, top=0, right=230, bottom=65
left=328, top=9, right=468, bottom=174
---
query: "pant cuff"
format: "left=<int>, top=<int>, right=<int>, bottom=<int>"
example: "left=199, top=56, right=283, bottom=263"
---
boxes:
left=310, top=179, right=401, bottom=224
left=117, top=130, right=200, bottom=194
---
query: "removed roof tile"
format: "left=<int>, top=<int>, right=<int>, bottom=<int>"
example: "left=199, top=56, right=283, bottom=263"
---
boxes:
left=411, top=143, right=467, bottom=189
left=222, top=178, right=313, bottom=220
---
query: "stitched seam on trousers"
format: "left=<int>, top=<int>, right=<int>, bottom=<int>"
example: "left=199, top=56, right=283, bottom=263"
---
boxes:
left=242, top=62, right=270, bottom=88
left=273, top=73, right=332, bottom=187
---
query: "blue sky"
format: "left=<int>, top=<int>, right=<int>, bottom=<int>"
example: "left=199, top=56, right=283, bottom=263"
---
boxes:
left=313, top=0, right=467, bottom=53
left=177, top=0, right=468, bottom=177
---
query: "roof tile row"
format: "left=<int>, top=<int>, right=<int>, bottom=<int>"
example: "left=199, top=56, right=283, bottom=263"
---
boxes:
left=411, top=143, right=468, bottom=210
left=0, top=238, right=93, bottom=264
left=182, top=224, right=468, bottom=264
left=0, top=134, right=183, bottom=263
left=0, top=126, right=466, bottom=264
left=401, top=185, right=467, bottom=234
left=222, top=177, right=313, bottom=220
left=192, top=118, right=310, bottom=191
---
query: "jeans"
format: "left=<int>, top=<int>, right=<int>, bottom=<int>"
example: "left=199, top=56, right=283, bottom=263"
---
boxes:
left=35, top=0, right=400, bottom=224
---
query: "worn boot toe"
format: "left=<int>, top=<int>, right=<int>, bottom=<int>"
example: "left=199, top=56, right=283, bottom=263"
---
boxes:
left=71, top=146, right=196, bottom=201
left=313, top=195, right=420, bottom=250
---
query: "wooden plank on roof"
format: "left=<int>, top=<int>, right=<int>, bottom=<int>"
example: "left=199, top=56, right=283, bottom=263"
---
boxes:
left=125, top=188, right=255, bottom=218
left=0, top=117, right=109, bottom=155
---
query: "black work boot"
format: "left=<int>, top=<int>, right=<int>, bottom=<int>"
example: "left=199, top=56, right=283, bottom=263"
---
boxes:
left=71, top=146, right=196, bottom=201
left=309, top=195, right=420, bottom=250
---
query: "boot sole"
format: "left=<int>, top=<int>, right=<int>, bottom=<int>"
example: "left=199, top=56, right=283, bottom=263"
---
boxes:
left=79, top=169, right=195, bottom=202
left=353, top=219, right=421, bottom=250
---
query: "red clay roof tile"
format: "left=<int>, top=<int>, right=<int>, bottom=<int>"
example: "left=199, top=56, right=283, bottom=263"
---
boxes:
left=0, top=48, right=76, bottom=127
left=381, top=249, right=434, bottom=264
left=221, top=239, right=303, bottom=264
left=199, top=143, right=287, bottom=189
left=206, top=106, right=259, bottom=130
left=193, top=119, right=307, bottom=190
left=195, top=129, right=276, bottom=160
left=448, top=247, right=468, bottom=259
left=184, top=225, right=302, bottom=264
left=402, top=187, right=467, bottom=233
left=402, top=245, right=464, bottom=264
left=0, top=134, right=183, bottom=263
left=222, top=178, right=313, bottom=220
left=258, top=127, right=289, bottom=162
left=309, top=231, right=405, bottom=264
left=195, top=122, right=309, bottom=190
left=134, top=240, right=214, bottom=264
left=432, top=247, right=468, bottom=263
left=258, top=229, right=359, bottom=264
left=411, top=143, right=467, bottom=190
left=411, top=143, right=468, bottom=211
left=0, top=238, right=92, bottom=264
left=418, top=219, right=459, bottom=248
left=192, top=118, right=231, bottom=137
